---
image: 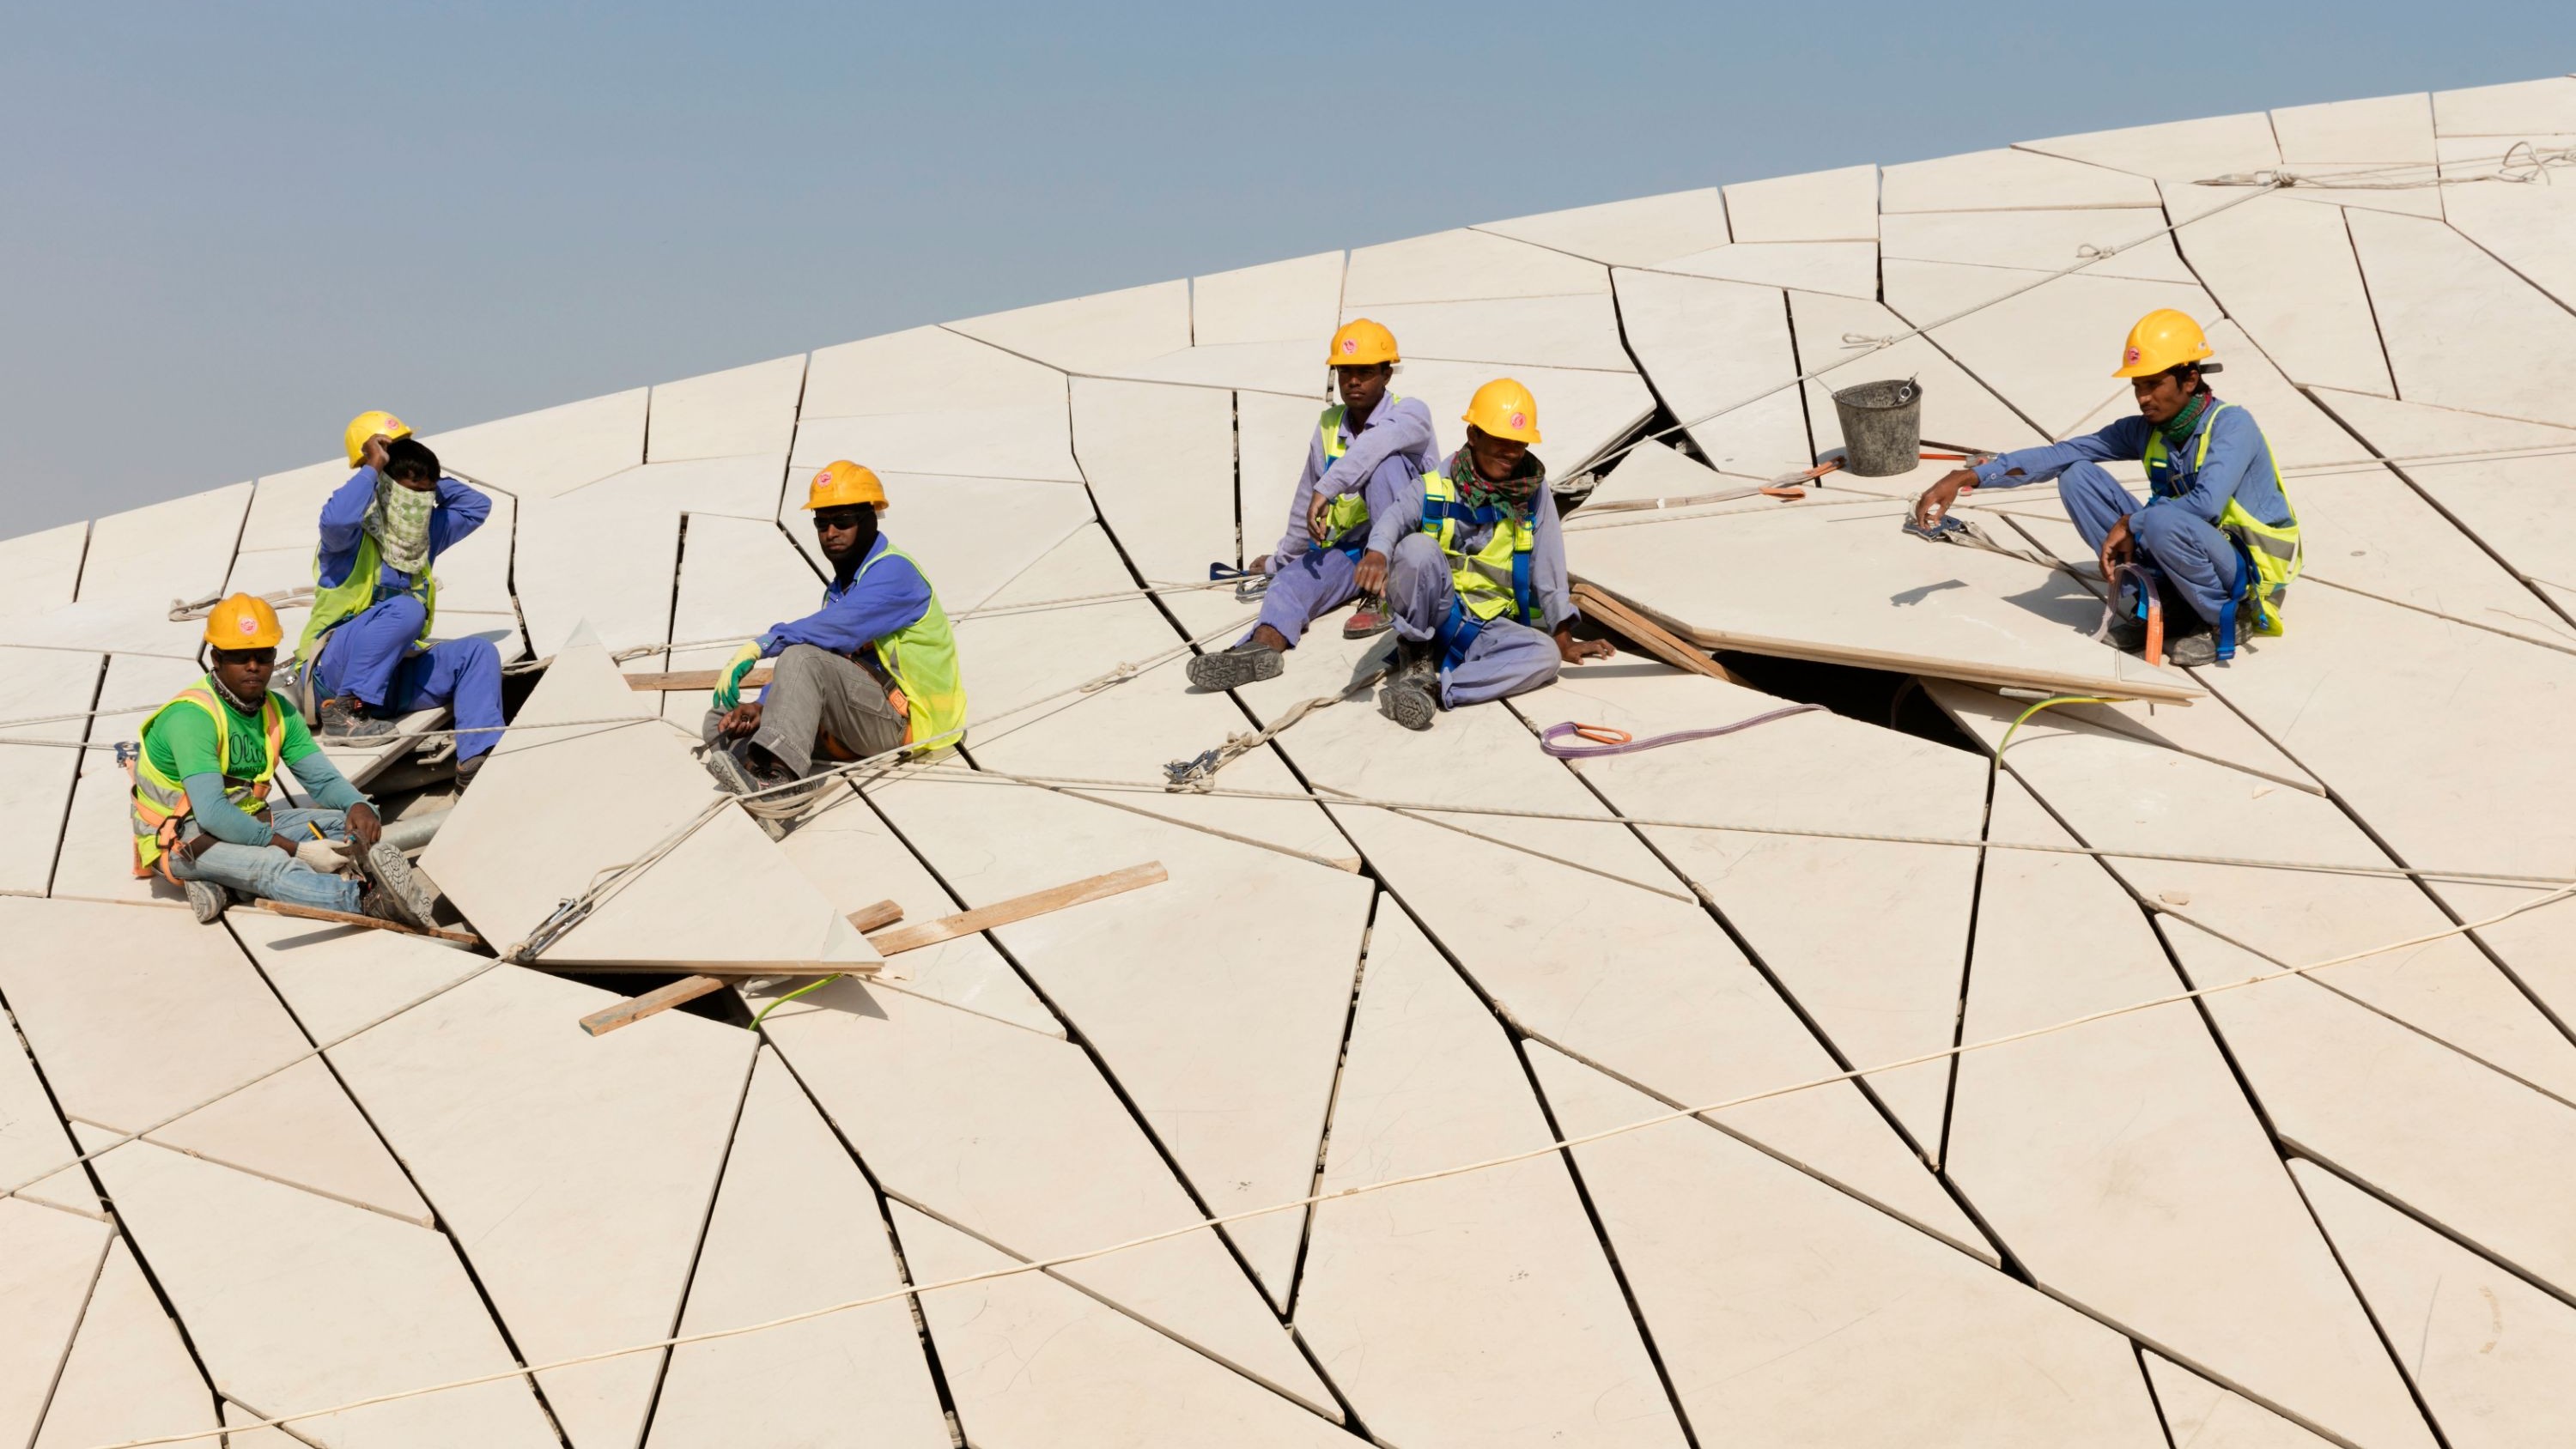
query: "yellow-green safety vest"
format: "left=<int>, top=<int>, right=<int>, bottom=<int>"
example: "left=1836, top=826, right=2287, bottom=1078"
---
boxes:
left=1313, top=394, right=1405, bottom=543
left=128, top=680, right=287, bottom=878
left=1419, top=462, right=1541, bottom=628
left=2142, top=400, right=2302, bottom=637
left=295, top=530, right=435, bottom=665
left=855, top=541, right=968, bottom=751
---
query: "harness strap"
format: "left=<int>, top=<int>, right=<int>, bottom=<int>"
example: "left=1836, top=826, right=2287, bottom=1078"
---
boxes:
left=1433, top=597, right=1485, bottom=673
left=2216, top=547, right=2248, bottom=664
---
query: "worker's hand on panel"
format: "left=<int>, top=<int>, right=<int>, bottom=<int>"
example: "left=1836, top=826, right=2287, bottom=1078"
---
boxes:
left=1555, top=626, right=1613, bottom=665
left=345, top=802, right=383, bottom=850
left=1913, top=469, right=1978, bottom=530
left=1353, top=549, right=1389, bottom=596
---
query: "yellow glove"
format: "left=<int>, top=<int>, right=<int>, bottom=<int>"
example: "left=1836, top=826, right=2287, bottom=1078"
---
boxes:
left=712, top=640, right=765, bottom=712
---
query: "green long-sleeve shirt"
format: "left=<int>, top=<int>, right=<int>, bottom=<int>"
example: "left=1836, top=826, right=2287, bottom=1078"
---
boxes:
left=140, top=686, right=367, bottom=846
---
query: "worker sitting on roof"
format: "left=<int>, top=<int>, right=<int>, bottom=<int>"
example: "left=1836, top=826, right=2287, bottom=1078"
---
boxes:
left=1911, top=310, right=2302, bottom=668
left=298, top=411, right=507, bottom=785
left=702, top=462, right=966, bottom=813
left=132, top=593, right=443, bottom=930
left=1377, top=379, right=1614, bottom=729
left=1188, top=319, right=1443, bottom=690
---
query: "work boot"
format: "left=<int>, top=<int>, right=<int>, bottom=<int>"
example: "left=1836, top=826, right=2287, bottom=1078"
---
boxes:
left=703, top=748, right=792, bottom=841
left=454, top=753, right=487, bottom=790
left=319, top=694, right=395, bottom=740
left=1342, top=599, right=1393, bottom=640
left=2105, top=618, right=2148, bottom=654
left=357, top=840, right=440, bottom=931
left=1185, top=642, right=1285, bottom=692
left=356, top=882, right=416, bottom=927
left=2163, top=634, right=2221, bottom=668
left=182, top=877, right=228, bottom=925
left=1377, top=647, right=1439, bottom=732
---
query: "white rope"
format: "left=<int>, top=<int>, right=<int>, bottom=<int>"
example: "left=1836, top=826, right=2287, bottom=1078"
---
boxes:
left=82, top=878, right=2576, bottom=1449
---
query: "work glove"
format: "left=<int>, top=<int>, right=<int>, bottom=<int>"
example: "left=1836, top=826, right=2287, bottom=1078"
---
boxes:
left=713, top=640, right=765, bottom=713
left=295, top=836, right=353, bottom=872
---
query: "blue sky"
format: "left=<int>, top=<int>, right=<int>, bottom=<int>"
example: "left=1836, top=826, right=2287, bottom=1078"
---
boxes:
left=0, top=3, right=2560, bottom=532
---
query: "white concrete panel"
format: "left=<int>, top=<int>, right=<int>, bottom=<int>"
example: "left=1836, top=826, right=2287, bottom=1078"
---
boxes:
left=874, top=761, right=1368, bottom=1306
left=2172, top=192, right=2395, bottom=396
left=803, top=323, right=1066, bottom=418
left=1192, top=250, right=1345, bottom=348
left=1886, top=261, right=2219, bottom=436
left=1532, top=1046, right=2172, bottom=1449
left=1345, top=227, right=1611, bottom=306
left=790, top=402, right=1081, bottom=483
left=0, top=1003, right=93, bottom=1216
left=238, top=458, right=353, bottom=554
left=1948, top=782, right=2433, bottom=1449
left=1115, top=339, right=1330, bottom=397
left=1525, top=665, right=1983, bottom=1149
left=31, top=1239, right=218, bottom=1449
left=2296, top=1161, right=2576, bottom=1449
left=647, top=352, right=805, bottom=462
left=422, top=386, right=648, bottom=500
left=1391, top=360, right=1655, bottom=474
left=273, top=929, right=756, bottom=1449
left=2143, top=1354, right=2342, bottom=1449
left=1608, top=269, right=1809, bottom=476
left=2441, top=143, right=2576, bottom=310
left=2348, top=206, right=2576, bottom=427
left=1722, top=164, right=1878, bottom=241
left=1881, top=147, right=2162, bottom=212
left=1070, top=379, right=1238, bottom=587
left=1239, top=391, right=1330, bottom=567
left=0, top=896, right=430, bottom=1223
left=2274, top=91, right=2437, bottom=163
left=1477, top=187, right=1732, bottom=267
left=951, top=279, right=1192, bottom=374
left=72, top=485, right=254, bottom=658
left=512, top=497, right=682, bottom=658
left=1787, top=289, right=2050, bottom=456
left=2313, top=387, right=2576, bottom=605
left=656, top=512, right=822, bottom=723
left=2019, top=111, right=2282, bottom=181
left=756, top=978, right=1336, bottom=1415
left=1236, top=628, right=1988, bottom=1257
left=0, top=648, right=98, bottom=900
left=2158, top=919, right=2576, bottom=1299
left=1649, top=239, right=1879, bottom=299
left=1363, top=294, right=1634, bottom=372
left=893, top=1203, right=1353, bottom=1448
left=0, top=521, right=88, bottom=614
left=2432, top=76, right=2576, bottom=135
left=1297, top=902, right=1686, bottom=1449
left=1880, top=208, right=2191, bottom=282
left=647, top=1048, right=950, bottom=1449
left=418, top=636, right=877, bottom=971
left=776, top=468, right=1095, bottom=620
left=0, top=1199, right=108, bottom=1449
left=49, top=653, right=198, bottom=907
left=89, top=1140, right=560, bottom=1448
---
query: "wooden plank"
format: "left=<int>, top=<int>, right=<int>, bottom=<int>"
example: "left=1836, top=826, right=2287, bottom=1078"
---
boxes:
left=1571, top=581, right=1747, bottom=686
left=862, top=863, right=1167, bottom=955
left=625, top=667, right=772, bottom=693
left=578, top=976, right=728, bottom=1037
left=845, top=898, right=904, bottom=933
left=253, top=898, right=482, bottom=947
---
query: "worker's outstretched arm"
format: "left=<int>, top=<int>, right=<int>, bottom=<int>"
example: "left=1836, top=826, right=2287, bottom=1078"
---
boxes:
left=314, top=470, right=380, bottom=587
left=765, top=548, right=931, bottom=658
left=1968, top=416, right=2150, bottom=488
left=1264, top=434, right=1329, bottom=569
left=426, top=476, right=493, bottom=556
left=284, top=737, right=369, bottom=814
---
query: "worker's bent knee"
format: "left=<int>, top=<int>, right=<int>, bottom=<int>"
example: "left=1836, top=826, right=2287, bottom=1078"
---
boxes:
left=1389, top=533, right=1445, bottom=576
left=370, top=592, right=429, bottom=629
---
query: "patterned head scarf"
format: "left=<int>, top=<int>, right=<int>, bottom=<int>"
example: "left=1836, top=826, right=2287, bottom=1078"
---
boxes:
left=365, top=474, right=435, bottom=575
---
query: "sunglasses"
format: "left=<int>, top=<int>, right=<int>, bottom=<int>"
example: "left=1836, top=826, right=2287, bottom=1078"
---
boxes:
left=811, top=508, right=872, bottom=530
left=210, top=647, right=278, bottom=668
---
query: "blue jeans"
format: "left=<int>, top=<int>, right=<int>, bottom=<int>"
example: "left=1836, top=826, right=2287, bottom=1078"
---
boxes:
left=166, top=806, right=361, bottom=912
left=2058, top=462, right=2239, bottom=626
left=313, top=595, right=507, bottom=761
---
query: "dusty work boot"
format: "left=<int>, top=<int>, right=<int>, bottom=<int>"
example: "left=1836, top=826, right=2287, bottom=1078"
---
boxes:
left=2163, top=633, right=2221, bottom=668
left=182, top=877, right=228, bottom=925
left=356, top=882, right=420, bottom=927
left=702, top=747, right=793, bottom=841
left=357, top=840, right=440, bottom=931
left=1342, top=598, right=1393, bottom=640
left=1377, top=646, right=1439, bottom=732
left=1186, top=642, right=1285, bottom=692
left=319, top=694, right=396, bottom=740
left=2105, top=617, right=2149, bottom=654
left=454, top=753, right=488, bottom=790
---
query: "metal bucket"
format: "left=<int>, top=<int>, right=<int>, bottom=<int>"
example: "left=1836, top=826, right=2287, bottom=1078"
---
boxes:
left=1832, top=379, right=1923, bottom=477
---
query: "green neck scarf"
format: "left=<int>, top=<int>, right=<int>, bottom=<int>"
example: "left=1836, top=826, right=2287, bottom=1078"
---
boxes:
left=1455, top=449, right=1545, bottom=514
left=2157, top=391, right=2214, bottom=452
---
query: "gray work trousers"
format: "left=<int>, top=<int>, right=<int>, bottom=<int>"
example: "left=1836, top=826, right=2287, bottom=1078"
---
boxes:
left=1385, top=533, right=1563, bottom=707
left=701, top=643, right=907, bottom=776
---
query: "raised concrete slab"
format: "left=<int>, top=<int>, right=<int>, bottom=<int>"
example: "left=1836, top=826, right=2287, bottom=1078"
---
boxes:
left=1880, top=208, right=2191, bottom=283
left=1784, top=289, right=2050, bottom=458
left=1882, top=147, right=2162, bottom=212
left=2440, top=135, right=2576, bottom=312
left=951, top=279, right=1193, bottom=375
left=791, top=400, right=1083, bottom=484
left=2163, top=193, right=2400, bottom=394
left=1192, top=250, right=1344, bottom=349
left=29, top=1238, right=220, bottom=1449
left=644, top=1046, right=951, bottom=1449
left=0, top=521, right=89, bottom=615
left=1478, top=187, right=1731, bottom=268
left=1361, top=294, right=1634, bottom=372
left=0, top=647, right=100, bottom=899
left=1648, top=239, right=1880, bottom=299
left=647, top=352, right=806, bottom=462
left=804, top=322, right=1067, bottom=418
left=2019, top=111, right=2282, bottom=183
left=1345, top=227, right=1610, bottom=306
left=1070, top=378, right=1238, bottom=591
left=0, top=1198, right=108, bottom=1449
left=0, top=1002, right=95, bottom=1216
left=1297, top=900, right=1687, bottom=1449
left=1722, top=164, right=1878, bottom=242
left=1606, top=269, right=1809, bottom=476
left=423, top=386, right=648, bottom=500
left=2431, top=76, right=2576, bottom=135
left=2348, top=205, right=2576, bottom=427
left=1886, top=262, right=2220, bottom=437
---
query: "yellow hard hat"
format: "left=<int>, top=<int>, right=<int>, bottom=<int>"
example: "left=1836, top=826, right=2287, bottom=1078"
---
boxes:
left=1327, top=318, right=1400, bottom=367
left=2113, top=309, right=2215, bottom=379
left=1461, top=378, right=1542, bottom=445
left=343, top=410, right=413, bottom=466
left=801, top=460, right=889, bottom=511
left=204, top=593, right=284, bottom=651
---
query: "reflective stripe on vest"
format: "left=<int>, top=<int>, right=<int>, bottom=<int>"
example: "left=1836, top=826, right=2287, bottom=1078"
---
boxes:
left=296, top=530, right=436, bottom=665
left=2144, top=401, right=2302, bottom=658
left=1313, top=394, right=1405, bottom=544
left=1419, top=462, right=1539, bottom=628
left=853, top=542, right=969, bottom=750
left=129, top=681, right=287, bottom=877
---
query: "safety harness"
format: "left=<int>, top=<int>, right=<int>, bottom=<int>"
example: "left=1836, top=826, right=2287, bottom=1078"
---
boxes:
left=1419, top=452, right=1544, bottom=671
left=2142, top=400, right=2302, bottom=661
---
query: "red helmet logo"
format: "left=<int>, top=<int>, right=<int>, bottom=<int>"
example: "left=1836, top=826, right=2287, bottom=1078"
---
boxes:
left=2123, top=346, right=2142, bottom=365
left=1510, top=411, right=1528, bottom=429
left=237, top=616, right=258, bottom=635
left=1340, top=337, right=1357, bottom=355
left=814, top=470, right=833, bottom=485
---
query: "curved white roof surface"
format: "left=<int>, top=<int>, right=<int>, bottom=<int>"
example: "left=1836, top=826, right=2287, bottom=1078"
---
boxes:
left=5, top=74, right=2576, bottom=1449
